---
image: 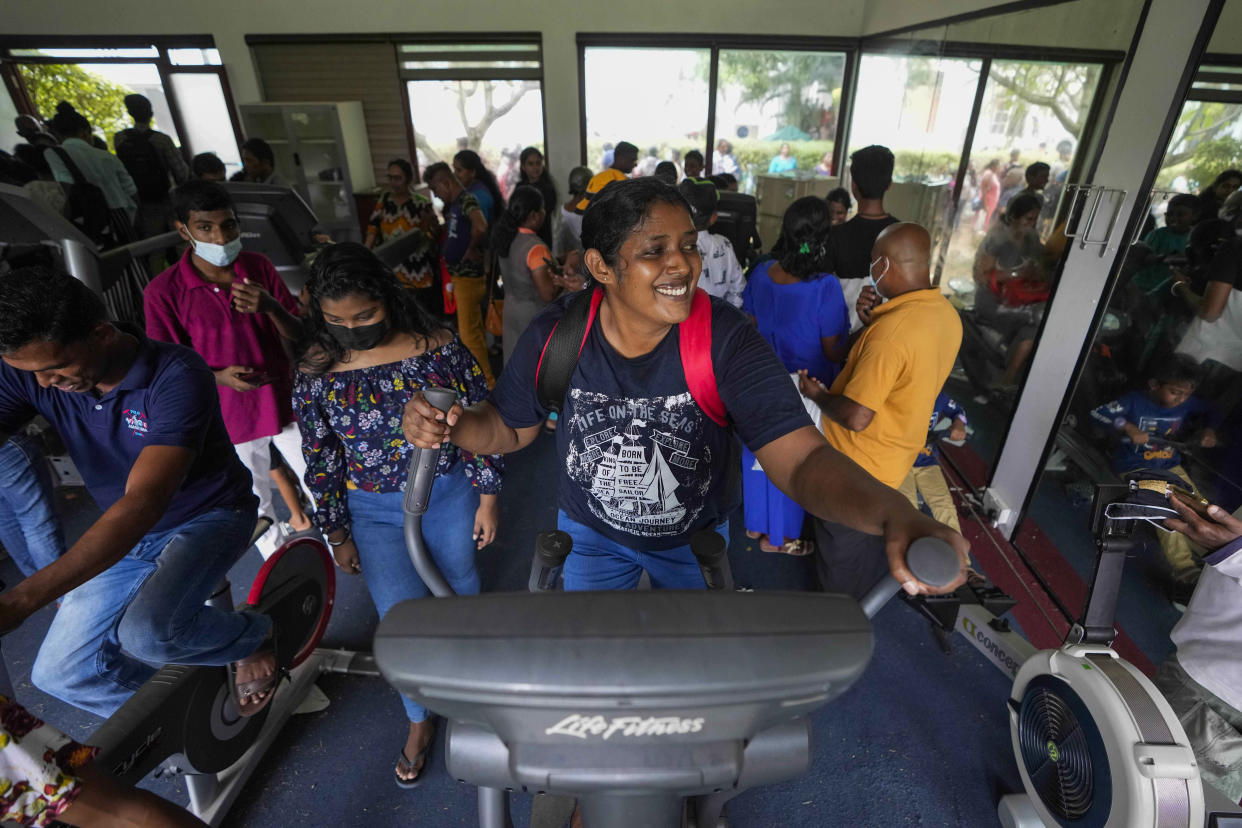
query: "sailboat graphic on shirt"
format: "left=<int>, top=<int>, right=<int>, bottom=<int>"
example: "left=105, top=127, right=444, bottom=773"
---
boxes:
left=590, top=419, right=686, bottom=525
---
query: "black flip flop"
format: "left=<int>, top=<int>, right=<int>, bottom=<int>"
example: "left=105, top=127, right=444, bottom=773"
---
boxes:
left=395, top=719, right=437, bottom=789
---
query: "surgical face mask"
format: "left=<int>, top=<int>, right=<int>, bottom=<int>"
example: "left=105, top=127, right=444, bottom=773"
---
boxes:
left=325, top=318, right=390, bottom=351
left=189, top=235, right=242, bottom=268
left=868, top=256, right=890, bottom=296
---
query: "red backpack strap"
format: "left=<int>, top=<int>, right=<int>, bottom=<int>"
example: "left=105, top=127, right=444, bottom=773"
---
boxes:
left=535, top=287, right=604, bottom=413
left=679, top=289, right=727, bottom=427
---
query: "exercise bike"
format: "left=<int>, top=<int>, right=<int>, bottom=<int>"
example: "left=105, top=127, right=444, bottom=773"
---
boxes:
left=85, top=533, right=370, bottom=825
left=373, top=388, right=963, bottom=828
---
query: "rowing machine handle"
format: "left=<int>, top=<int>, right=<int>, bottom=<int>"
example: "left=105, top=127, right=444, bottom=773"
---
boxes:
left=529, top=530, right=572, bottom=592
left=402, top=386, right=458, bottom=516
left=858, top=536, right=961, bottom=619
left=690, top=529, right=734, bottom=592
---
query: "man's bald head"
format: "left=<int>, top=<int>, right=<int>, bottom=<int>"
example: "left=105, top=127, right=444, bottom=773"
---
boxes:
left=872, top=222, right=931, bottom=296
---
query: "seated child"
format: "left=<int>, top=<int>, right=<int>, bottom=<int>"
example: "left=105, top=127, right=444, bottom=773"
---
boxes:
left=1089, top=353, right=1218, bottom=594
left=898, top=391, right=967, bottom=534
left=678, top=179, right=745, bottom=308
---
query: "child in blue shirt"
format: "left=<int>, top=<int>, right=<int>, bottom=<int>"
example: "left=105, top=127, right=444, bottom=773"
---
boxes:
left=898, top=391, right=967, bottom=534
left=1089, top=354, right=1218, bottom=588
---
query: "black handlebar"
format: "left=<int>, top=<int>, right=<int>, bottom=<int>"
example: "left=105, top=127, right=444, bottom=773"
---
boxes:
left=689, top=530, right=734, bottom=591
left=404, top=387, right=458, bottom=598
left=402, top=387, right=458, bottom=517
left=858, top=536, right=961, bottom=619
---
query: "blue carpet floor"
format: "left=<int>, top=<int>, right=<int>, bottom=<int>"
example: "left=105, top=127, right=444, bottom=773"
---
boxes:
left=4, top=432, right=1027, bottom=827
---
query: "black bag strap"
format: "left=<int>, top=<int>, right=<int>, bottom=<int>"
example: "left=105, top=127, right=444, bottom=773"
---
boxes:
left=49, top=146, right=90, bottom=188
left=535, top=286, right=602, bottom=414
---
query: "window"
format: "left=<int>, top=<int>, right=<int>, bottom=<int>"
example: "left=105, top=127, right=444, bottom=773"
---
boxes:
left=714, top=49, right=846, bottom=193
left=2, top=40, right=242, bottom=175
left=582, top=46, right=710, bottom=178
left=399, top=39, right=545, bottom=192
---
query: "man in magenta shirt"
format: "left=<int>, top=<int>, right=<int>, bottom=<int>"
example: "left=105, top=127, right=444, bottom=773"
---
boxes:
left=145, top=180, right=308, bottom=556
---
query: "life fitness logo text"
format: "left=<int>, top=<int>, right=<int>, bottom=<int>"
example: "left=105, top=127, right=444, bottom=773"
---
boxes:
left=545, top=714, right=705, bottom=740
left=962, top=616, right=1021, bottom=676
left=124, top=408, right=149, bottom=436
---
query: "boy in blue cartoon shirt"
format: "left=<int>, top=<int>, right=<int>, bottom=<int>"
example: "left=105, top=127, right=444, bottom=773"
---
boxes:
left=1089, top=354, right=1218, bottom=590
left=898, top=391, right=967, bottom=534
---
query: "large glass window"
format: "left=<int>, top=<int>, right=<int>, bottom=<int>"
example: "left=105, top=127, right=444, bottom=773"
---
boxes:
left=399, top=40, right=545, bottom=197
left=582, top=47, right=709, bottom=177
left=406, top=80, right=544, bottom=196
left=17, top=61, right=181, bottom=151
left=943, top=60, right=1101, bottom=285
left=714, top=49, right=846, bottom=193
left=4, top=42, right=241, bottom=172
left=849, top=54, right=981, bottom=185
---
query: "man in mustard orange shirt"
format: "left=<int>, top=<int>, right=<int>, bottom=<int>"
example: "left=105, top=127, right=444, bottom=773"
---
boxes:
left=800, top=223, right=964, bottom=598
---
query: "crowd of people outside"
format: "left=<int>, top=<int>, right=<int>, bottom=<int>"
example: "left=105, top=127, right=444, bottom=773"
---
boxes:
left=1, top=89, right=1241, bottom=823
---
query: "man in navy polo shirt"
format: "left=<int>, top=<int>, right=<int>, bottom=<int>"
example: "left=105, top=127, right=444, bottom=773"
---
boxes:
left=0, top=266, right=277, bottom=719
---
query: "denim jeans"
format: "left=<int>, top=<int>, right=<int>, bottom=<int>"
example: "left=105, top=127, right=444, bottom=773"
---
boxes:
left=558, top=511, right=725, bottom=591
left=31, top=504, right=270, bottom=718
left=347, top=465, right=479, bottom=723
left=0, top=435, right=66, bottom=577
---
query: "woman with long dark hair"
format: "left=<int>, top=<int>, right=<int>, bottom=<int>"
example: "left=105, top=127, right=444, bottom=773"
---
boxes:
left=493, top=185, right=557, bottom=366
left=741, top=196, right=849, bottom=555
left=364, top=158, right=441, bottom=315
left=404, top=177, right=967, bottom=600
left=292, top=242, right=502, bottom=789
left=516, top=146, right=557, bottom=248
left=452, top=149, right=504, bottom=223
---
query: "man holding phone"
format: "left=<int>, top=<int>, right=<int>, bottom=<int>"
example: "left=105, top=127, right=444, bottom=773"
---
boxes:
left=145, top=180, right=307, bottom=557
left=1158, top=493, right=1242, bottom=804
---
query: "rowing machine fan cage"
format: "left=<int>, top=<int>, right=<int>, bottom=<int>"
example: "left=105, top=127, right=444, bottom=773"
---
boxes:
left=1007, top=645, right=1204, bottom=827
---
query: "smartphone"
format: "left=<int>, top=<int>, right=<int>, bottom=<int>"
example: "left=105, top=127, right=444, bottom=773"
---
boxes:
left=543, top=256, right=564, bottom=276
left=1170, top=486, right=1214, bottom=519
left=238, top=371, right=270, bottom=386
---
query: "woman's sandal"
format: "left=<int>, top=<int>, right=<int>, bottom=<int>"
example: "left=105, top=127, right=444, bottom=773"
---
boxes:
left=228, top=628, right=282, bottom=718
left=395, top=719, right=438, bottom=790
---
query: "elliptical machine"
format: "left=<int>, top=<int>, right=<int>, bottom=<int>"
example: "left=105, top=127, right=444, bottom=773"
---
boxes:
left=374, top=388, right=963, bottom=828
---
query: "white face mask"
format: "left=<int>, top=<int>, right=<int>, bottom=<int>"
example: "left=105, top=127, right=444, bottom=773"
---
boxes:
left=189, top=234, right=242, bottom=268
left=869, top=255, right=890, bottom=296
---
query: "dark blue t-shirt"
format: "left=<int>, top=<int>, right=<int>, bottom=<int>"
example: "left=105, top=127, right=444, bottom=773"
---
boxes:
left=1089, top=390, right=1215, bottom=471
left=491, top=292, right=812, bottom=551
left=913, top=392, right=966, bottom=468
left=0, top=328, right=255, bottom=534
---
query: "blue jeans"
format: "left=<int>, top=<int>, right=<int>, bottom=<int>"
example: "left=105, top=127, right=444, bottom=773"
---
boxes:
left=32, top=504, right=269, bottom=718
left=0, top=435, right=65, bottom=577
left=558, top=511, right=725, bottom=591
left=348, top=466, right=479, bottom=723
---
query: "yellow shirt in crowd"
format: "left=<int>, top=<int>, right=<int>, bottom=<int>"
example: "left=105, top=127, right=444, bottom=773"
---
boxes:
left=576, top=168, right=628, bottom=212
left=823, top=288, right=963, bottom=489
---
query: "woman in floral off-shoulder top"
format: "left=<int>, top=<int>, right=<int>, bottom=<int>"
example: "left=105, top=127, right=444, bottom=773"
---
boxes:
left=292, top=243, right=502, bottom=791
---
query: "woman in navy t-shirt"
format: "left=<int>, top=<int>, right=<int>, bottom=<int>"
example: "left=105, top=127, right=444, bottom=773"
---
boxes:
left=404, top=178, right=968, bottom=594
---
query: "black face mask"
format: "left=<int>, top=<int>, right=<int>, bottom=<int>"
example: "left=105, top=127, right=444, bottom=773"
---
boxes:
left=326, top=318, right=390, bottom=351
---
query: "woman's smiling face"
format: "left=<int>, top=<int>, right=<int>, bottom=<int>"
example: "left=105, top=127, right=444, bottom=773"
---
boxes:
left=593, top=201, right=702, bottom=328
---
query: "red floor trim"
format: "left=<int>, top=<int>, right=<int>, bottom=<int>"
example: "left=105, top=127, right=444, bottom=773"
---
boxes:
left=938, top=443, right=1156, bottom=676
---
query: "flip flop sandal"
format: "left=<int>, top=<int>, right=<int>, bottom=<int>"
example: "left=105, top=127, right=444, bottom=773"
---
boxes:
left=228, top=631, right=282, bottom=718
left=778, top=539, right=815, bottom=557
left=395, top=719, right=437, bottom=789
